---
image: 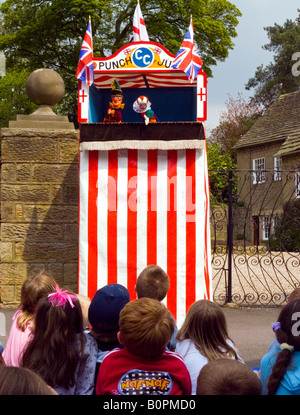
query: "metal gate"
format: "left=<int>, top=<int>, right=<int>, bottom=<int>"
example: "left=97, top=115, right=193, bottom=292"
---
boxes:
left=210, top=170, right=300, bottom=307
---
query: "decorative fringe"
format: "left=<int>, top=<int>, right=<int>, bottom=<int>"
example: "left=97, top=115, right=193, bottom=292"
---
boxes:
left=80, top=139, right=205, bottom=151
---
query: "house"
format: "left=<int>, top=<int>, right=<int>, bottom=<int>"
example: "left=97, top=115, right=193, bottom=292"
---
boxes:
left=233, top=90, right=300, bottom=246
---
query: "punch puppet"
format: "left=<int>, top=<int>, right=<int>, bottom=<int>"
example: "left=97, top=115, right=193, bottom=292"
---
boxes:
left=103, top=79, right=125, bottom=123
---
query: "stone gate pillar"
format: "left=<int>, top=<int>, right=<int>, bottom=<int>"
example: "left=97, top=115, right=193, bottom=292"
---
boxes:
left=0, top=69, right=79, bottom=307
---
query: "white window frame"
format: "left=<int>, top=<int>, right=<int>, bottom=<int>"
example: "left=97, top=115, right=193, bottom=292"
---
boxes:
left=262, top=216, right=270, bottom=241
left=274, top=156, right=282, bottom=181
left=296, top=172, right=300, bottom=198
left=253, top=157, right=265, bottom=184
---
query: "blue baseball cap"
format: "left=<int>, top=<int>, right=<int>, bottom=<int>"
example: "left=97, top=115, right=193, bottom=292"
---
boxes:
left=88, top=283, right=130, bottom=331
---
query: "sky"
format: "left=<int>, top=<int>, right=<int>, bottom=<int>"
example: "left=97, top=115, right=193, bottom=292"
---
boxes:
left=206, top=0, right=300, bottom=134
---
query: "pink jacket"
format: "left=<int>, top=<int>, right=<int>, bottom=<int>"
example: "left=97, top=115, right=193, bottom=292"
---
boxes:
left=3, top=310, right=33, bottom=366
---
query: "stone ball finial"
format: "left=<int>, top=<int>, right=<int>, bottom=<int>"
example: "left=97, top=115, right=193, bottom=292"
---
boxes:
left=9, top=68, right=74, bottom=128
left=26, top=68, right=65, bottom=106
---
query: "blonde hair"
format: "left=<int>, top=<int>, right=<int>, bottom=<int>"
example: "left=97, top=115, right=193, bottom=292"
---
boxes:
left=76, top=294, right=91, bottom=329
left=17, top=271, right=56, bottom=331
left=119, top=297, right=175, bottom=357
left=176, top=300, right=238, bottom=361
left=135, top=265, right=170, bottom=301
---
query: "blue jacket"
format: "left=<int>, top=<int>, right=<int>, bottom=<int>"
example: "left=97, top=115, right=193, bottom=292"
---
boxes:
left=260, top=349, right=300, bottom=395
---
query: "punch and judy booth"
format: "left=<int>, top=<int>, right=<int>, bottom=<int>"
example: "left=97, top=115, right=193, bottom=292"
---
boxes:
left=77, top=36, right=212, bottom=327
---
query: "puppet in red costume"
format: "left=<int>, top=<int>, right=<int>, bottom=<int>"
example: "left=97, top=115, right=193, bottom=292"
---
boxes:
left=133, top=96, right=158, bottom=125
left=103, top=79, right=125, bottom=123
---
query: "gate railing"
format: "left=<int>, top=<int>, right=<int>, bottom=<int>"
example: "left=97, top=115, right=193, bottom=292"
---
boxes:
left=210, top=169, right=300, bottom=307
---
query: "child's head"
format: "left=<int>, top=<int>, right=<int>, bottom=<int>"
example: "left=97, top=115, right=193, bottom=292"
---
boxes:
left=287, top=288, right=300, bottom=302
left=176, top=299, right=238, bottom=361
left=22, top=285, right=84, bottom=389
left=268, top=298, right=300, bottom=395
left=135, top=265, right=170, bottom=302
left=20, top=271, right=56, bottom=310
left=88, top=284, right=130, bottom=342
left=0, top=366, right=57, bottom=395
left=118, top=297, right=175, bottom=358
left=33, top=286, right=83, bottom=339
left=76, top=294, right=91, bottom=329
left=196, top=359, right=262, bottom=395
left=18, top=270, right=57, bottom=331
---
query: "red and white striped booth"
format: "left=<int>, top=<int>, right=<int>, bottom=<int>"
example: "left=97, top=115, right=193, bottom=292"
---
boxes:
left=78, top=41, right=211, bottom=327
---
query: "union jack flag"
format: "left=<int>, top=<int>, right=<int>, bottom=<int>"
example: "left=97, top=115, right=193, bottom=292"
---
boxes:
left=171, top=17, right=202, bottom=83
left=75, top=19, right=94, bottom=86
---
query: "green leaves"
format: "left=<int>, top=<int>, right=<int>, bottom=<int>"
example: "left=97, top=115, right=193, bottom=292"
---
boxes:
left=0, top=68, right=37, bottom=127
left=0, top=0, right=241, bottom=74
left=207, top=142, right=237, bottom=205
left=246, top=12, right=300, bottom=108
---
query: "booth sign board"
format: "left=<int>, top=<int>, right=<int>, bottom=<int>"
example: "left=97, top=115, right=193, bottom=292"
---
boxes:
left=78, top=41, right=207, bottom=124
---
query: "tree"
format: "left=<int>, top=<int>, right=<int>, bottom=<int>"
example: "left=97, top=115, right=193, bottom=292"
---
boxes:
left=207, top=142, right=237, bottom=205
left=0, top=68, right=37, bottom=128
left=270, top=199, right=300, bottom=252
left=208, top=93, right=262, bottom=160
left=0, top=0, right=241, bottom=75
left=0, top=0, right=241, bottom=124
left=245, top=11, right=300, bottom=109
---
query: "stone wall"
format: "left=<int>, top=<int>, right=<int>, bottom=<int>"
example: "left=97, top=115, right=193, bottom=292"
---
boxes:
left=0, top=128, right=79, bottom=307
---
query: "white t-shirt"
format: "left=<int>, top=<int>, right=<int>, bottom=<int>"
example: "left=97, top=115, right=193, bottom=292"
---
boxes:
left=175, top=338, right=244, bottom=395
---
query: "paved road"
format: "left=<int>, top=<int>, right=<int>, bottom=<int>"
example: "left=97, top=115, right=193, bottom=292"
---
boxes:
left=0, top=306, right=280, bottom=368
left=223, top=306, right=280, bottom=368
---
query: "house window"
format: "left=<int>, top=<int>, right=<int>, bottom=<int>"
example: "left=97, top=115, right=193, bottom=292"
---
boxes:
left=253, top=158, right=265, bottom=184
left=274, top=156, right=282, bottom=181
left=296, top=172, right=300, bottom=198
left=272, top=215, right=279, bottom=233
left=262, top=216, right=270, bottom=241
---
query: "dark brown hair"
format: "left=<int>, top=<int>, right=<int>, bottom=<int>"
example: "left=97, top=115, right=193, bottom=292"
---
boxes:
left=176, top=300, right=239, bottom=361
left=135, top=265, right=170, bottom=301
left=0, top=366, right=56, bottom=395
left=21, top=294, right=86, bottom=389
left=0, top=352, right=5, bottom=367
left=267, top=299, right=300, bottom=395
left=287, top=288, right=300, bottom=303
left=119, top=297, right=175, bottom=357
left=90, top=324, right=119, bottom=344
left=197, top=359, right=262, bottom=395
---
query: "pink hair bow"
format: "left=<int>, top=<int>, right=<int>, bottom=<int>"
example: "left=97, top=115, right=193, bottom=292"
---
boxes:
left=48, top=284, right=78, bottom=309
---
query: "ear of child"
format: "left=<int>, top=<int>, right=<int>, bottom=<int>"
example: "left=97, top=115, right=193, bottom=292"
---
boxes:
left=117, top=332, right=124, bottom=345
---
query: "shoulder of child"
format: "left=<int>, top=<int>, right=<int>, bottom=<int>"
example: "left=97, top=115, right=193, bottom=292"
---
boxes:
left=85, top=331, right=98, bottom=349
left=101, top=347, right=123, bottom=361
left=163, top=349, right=187, bottom=364
left=13, top=309, right=22, bottom=321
